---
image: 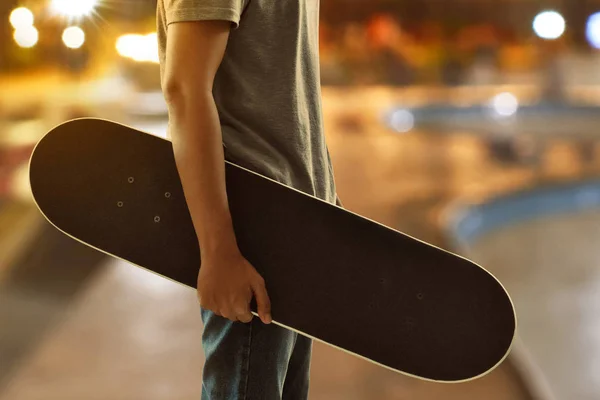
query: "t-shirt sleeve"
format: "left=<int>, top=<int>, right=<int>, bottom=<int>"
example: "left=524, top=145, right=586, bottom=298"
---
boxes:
left=164, top=0, right=247, bottom=29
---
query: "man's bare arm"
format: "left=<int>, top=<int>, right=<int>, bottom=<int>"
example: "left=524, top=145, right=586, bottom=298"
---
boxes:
left=163, top=20, right=271, bottom=324
left=163, top=21, right=232, bottom=253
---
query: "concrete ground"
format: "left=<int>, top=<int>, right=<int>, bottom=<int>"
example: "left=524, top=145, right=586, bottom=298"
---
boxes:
left=469, top=209, right=600, bottom=400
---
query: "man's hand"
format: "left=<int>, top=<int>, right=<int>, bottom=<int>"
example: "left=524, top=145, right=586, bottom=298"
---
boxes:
left=198, top=245, right=272, bottom=324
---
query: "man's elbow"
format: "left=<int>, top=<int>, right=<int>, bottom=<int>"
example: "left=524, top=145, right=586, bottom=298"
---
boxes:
left=163, top=78, right=187, bottom=109
left=163, top=78, right=212, bottom=110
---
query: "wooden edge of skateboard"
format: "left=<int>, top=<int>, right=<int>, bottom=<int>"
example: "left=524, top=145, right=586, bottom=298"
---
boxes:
left=27, top=117, right=518, bottom=383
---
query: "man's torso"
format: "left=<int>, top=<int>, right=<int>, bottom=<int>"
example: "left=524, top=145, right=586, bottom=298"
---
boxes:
left=157, top=0, right=336, bottom=204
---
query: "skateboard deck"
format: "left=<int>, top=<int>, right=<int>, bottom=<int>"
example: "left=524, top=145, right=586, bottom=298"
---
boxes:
left=29, top=118, right=516, bottom=383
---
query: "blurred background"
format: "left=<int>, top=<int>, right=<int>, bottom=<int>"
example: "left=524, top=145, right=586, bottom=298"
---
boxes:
left=1, top=0, right=600, bottom=399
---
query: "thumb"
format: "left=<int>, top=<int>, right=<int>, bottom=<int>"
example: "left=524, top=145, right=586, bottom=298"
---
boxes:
left=251, top=277, right=272, bottom=324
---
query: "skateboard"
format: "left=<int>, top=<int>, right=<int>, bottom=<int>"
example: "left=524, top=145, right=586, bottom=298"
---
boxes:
left=29, top=118, right=516, bottom=383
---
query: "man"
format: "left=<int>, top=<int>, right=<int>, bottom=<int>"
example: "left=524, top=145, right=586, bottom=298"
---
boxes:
left=157, top=0, right=342, bottom=398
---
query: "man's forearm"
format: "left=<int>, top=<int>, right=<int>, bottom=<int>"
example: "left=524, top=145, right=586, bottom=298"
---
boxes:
left=167, top=90, right=237, bottom=256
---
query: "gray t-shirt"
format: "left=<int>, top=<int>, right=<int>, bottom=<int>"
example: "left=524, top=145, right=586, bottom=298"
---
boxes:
left=157, top=0, right=337, bottom=204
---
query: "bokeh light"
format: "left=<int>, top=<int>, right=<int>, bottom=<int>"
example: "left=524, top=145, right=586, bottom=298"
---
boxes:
left=491, top=92, right=519, bottom=117
left=389, top=109, right=414, bottom=133
left=116, top=34, right=144, bottom=59
left=116, top=33, right=159, bottom=63
left=9, top=7, right=34, bottom=30
left=51, top=0, right=98, bottom=18
left=533, top=11, right=566, bottom=40
left=62, top=27, right=86, bottom=49
left=13, top=25, right=39, bottom=48
left=586, top=12, right=600, bottom=49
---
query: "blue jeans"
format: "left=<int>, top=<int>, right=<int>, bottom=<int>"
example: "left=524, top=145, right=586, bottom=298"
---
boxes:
left=200, top=308, right=312, bottom=400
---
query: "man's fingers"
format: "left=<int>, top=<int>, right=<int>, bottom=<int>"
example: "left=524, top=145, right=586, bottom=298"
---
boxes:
left=236, top=312, right=253, bottom=323
left=252, top=278, right=272, bottom=324
left=234, top=303, right=253, bottom=323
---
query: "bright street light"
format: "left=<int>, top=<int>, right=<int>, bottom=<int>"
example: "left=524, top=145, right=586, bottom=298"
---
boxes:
left=13, top=26, right=39, bottom=48
left=533, top=11, right=566, bottom=40
left=389, top=109, right=414, bottom=133
left=51, top=0, right=98, bottom=18
left=586, top=12, right=600, bottom=49
left=9, top=7, right=34, bottom=30
left=116, top=34, right=144, bottom=59
left=63, top=26, right=86, bottom=49
left=116, top=33, right=159, bottom=63
left=491, top=92, right=519, bottom=118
